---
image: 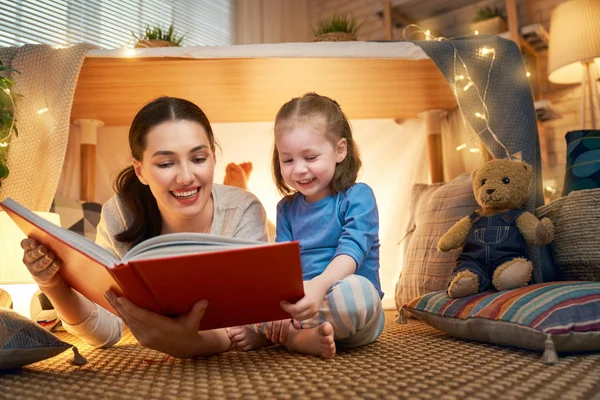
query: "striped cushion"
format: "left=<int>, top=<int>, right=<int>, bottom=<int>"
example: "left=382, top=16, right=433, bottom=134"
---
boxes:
left=404, top=282, right=600, bottom=353
left=394, top=173, right=479, bottom=309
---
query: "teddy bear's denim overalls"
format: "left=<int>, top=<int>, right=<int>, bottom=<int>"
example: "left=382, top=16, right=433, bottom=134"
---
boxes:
left=452, top=209, right=528, bottom=291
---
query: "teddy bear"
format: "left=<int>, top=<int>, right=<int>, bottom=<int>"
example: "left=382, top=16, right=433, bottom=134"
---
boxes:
left=222, top=161, right=276, bottom=242
left=437, top=158, right=554, bottom=298
left=223, top=162, right=253, bottom=190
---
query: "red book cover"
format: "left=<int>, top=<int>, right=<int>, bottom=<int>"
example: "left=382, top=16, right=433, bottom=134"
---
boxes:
left=1, top=198, right=305, bottom=330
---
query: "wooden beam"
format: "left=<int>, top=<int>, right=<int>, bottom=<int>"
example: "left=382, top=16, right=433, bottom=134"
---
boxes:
left=74, top=118, right=103, bottom=202
left=505, top=0, right=520, bottom=46
left=383, top=0, right=393, bottom=40
left=71, top=57, right=457, bottom=125
left=421, top=110, right=446, bottom=183
left=80, top=144, right=96, bottom=202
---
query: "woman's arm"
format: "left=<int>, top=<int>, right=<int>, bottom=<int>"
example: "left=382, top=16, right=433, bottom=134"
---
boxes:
left=21, top=238, right=96, bottom=325
left=105, top=292, right=232, bottom=358
left=20, top=238, right=123, bottom=348
left=232, top=196, right=269, bottom=242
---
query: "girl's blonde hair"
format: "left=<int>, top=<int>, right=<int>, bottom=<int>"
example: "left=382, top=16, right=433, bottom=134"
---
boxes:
left=272, top=92, right=361, bottom=197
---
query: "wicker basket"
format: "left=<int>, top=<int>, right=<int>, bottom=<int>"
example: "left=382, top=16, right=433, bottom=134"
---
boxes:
left=134, top=40, right=178, bottom=48
left=536, top=188, right=600, bottom=281
left=313, top=32, right=358, bottom=42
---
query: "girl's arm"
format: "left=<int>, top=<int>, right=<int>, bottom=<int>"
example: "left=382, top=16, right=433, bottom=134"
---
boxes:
left=282, top=184, right=379, bottom=320
left=281, top=254, right=357, bottom=321
left=333, top=184, right=379, bottom=274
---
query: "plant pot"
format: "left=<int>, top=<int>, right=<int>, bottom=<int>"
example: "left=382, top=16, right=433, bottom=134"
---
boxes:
left=313, top=32, right=357, bottom=42
left=470, top=16, right=508, bottom=35
left=134, top=40, right=178, bottom=48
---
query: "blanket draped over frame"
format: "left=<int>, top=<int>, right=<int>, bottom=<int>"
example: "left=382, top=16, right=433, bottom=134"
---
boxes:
left=0, top=43, right=94, bottom=212
left=416, top=35, right=554, bottom=282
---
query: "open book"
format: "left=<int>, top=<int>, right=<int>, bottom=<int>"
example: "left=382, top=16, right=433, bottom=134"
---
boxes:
left=1, top=198, right=304, bottom=330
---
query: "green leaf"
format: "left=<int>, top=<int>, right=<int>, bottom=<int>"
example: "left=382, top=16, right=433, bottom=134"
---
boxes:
left=313, top=14, right=362, bottom=36
left=0, top=162, right=9, bottom=181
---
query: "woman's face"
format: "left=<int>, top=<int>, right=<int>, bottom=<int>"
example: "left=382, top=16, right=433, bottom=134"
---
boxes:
left=133, top=120, right=216, bottom=224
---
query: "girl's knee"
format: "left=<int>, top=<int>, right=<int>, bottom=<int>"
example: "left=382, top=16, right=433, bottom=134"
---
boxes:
left=328, top=275, right=382, bottom=331
left=332, top=275, right=381, bottom=311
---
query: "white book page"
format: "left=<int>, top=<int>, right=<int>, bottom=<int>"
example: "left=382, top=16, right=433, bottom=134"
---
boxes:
left=122, top=232, right=265, bottom=262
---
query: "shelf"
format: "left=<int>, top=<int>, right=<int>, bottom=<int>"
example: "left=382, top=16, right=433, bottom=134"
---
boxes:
left=535, top=99, right=561, bottom=122
left=498, top=23, right=550, bottom=52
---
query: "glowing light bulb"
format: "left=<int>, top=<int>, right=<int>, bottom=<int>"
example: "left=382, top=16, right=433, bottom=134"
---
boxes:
left=455, top=75, right=465, bottom=81
left=475, top=112, right=486, bottom=120
left=480, top=47, right=495, bottom=56
left=469, top=148, right=480, bottom=153
left=474, top=30, right=479, bottom=35
left=37, top=107, right=49, bottom=115
left=463, top=81, right=474, bottom=91
left=526, top=71, right=531, bottom=77
left=456, top=143, right=467, bottom=151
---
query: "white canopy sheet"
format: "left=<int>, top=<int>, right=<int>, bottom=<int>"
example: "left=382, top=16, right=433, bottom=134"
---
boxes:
left=86, top=41, right=430, bottom=60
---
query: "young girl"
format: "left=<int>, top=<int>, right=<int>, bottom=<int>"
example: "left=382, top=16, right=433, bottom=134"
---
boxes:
left=228, top=93, right=384, bottom=358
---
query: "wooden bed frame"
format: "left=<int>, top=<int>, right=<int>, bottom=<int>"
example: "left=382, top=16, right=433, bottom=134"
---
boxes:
left=70, top=51, right=457, bottom=201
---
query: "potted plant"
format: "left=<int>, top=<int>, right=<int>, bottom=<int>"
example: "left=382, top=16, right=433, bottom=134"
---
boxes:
left=313, top=14, right=362, bottom=42
left=132, top=24, right=186, bottom=48
left=470, top=6, right=507, bottom=35
left=0, top=60, right=20, bottom=188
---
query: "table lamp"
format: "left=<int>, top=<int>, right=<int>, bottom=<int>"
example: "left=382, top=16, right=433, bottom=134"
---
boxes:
left=0, top=210, right=61, bottom=317
left=547, top=0, right=600, bottom=129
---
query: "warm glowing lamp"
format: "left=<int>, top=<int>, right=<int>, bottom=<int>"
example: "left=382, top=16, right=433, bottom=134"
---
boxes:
left=0, top=210, right=61, bottom=317
left=547, top=0, right=600, bottom=128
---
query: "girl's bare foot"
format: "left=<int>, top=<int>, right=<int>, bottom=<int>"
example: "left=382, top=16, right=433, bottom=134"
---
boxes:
left=283, top=322, right=336, bottom=359
left=226, top=326, right=271, bottom=351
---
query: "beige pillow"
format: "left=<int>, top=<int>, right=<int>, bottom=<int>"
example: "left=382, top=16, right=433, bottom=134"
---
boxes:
left=395, top=173, right=479, bottom=309
left=535, top=188, right=600, bottom=281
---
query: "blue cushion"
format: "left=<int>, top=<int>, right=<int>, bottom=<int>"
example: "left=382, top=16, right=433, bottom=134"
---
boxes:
left=563, top=129, right=600, bottom=195
left=0, top=307, right=72, bottom=369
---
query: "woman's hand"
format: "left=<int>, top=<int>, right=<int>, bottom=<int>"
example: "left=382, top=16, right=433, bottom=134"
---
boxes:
left=280, top=279, right=328, bottom=322
left=104, top=291, right=209, bottom=358
left=20, top=237, right=62, bottom=289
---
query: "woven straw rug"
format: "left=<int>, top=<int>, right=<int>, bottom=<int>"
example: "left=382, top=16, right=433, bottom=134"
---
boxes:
left=2, top=312, right=599, bottom=400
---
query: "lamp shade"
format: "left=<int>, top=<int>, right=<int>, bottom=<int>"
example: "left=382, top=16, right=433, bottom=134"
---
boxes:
left=547, top=0, right=600, bottom=84
left=0, top=210, right=61, bottom=283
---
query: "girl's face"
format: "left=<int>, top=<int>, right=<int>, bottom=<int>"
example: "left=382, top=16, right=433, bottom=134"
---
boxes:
left=276, top=124, right=347, bottom=202
left=133, top=120, right=216, bottom=225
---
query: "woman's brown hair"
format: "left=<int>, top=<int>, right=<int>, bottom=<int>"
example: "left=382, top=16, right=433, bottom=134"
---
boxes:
left=114, top=96, right=217, bottom=248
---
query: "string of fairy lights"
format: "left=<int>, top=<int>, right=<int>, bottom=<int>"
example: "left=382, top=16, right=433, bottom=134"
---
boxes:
left=403, top=24, right=527, bottom=159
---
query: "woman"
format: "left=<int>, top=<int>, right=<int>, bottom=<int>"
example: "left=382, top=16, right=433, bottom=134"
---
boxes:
left=21, top=96, right=268, bottom=357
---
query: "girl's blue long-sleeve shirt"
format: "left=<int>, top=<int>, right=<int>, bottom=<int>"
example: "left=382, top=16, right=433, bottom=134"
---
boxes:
left=276, top=182, right=383, bottom=298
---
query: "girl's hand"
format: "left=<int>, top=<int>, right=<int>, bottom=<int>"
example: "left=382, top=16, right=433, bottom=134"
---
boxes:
left=20, top=238, right=62, bottom=289
left=264, top=319, right=292, bottom=343
left=280, top=279, right=328, bottom=321
left=104, top=290, right=208, bottom=358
